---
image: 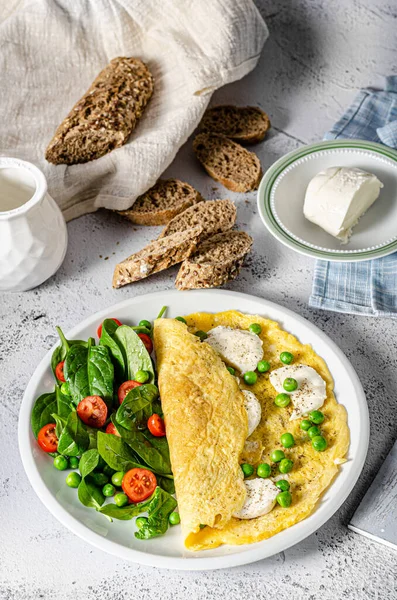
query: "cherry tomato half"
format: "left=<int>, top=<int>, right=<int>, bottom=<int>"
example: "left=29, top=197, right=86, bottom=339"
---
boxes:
left=117, top=380, right=142, bottom=404
left=122, top=468, right=157, bottom=503
left=138, top=333, right=153, bottom=354
left=105, top=422, right=120, bottom=436
left=37, top=423, right=58, bottom=453
left=147, top=414, right=166, bottom=437
left=55, top=361, right=66, bottom=383
left=77, top=396, right=107, bottom=428
left=97, top=318, right=122, bottom=339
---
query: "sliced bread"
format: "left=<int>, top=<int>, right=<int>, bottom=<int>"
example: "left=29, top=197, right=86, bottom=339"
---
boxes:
left=200, top=105, right=270, bottom=144
left=158, top=199, right=236, bottom=240
left=193, top=133, right=262, bottom=192
left=46, top=57, right=154, bottom=165
left=112, top=226, right=203, bottom=288
left=175, top=230, right=253, bottom=290
left=118, top=179, right=203, bottom=226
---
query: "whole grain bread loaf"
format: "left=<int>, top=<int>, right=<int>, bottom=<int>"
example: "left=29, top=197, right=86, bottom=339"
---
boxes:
left=175, top=230, right=253, bottom=290
left=46, top=57, right=154, bottom=165
left=200, top=105, right=270, bottom=144
left=112, top=226, right=203, bottom=288
left=118, top=179, right=203, bottom=226
left=193, top=133, right=262, bottom=192
left=158, top=199, right=236, bottom=240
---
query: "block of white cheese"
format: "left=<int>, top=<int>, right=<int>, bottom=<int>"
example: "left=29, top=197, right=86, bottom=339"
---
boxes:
left=303, top=167, right=383, bottom=243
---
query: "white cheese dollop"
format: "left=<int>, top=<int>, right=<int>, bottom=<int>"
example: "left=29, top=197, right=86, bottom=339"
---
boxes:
left=269, top=364, right=327, bottom=420
left=206, top=326, right=263, bottom=373
left=242, top=390, right=261, bottom=437
left=303, top=166, right=383, bottom=243
left=233, top=478, right=279, bottom=519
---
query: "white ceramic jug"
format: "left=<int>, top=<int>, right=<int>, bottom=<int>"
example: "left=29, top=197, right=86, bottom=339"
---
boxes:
left=0, top=157, right=68, bottom=292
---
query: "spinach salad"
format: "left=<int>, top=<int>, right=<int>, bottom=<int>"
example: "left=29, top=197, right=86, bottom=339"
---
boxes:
left=31, top=308, right=180, bottom=540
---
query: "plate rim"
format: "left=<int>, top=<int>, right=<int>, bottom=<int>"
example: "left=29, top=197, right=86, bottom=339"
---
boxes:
left=257, top=139, right=397, bottom=262
left=18, top=289, right=369, bottom=570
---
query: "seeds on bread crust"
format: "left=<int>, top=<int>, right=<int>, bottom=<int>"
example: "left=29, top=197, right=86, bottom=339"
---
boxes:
left=193, top=133, right=262, bottom=192
left=158, top=199, right=236, bottom=240
left=118, top=179, right=203, bottom=226
left=200, top=105, right=270, bottom=144
left=45, top=57, right=154, bottom=165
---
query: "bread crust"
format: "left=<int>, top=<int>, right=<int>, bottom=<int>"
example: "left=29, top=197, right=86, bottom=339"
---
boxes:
left=200, top=105, right=270, bottom=144
left=158, top=199, right=236, bottom=240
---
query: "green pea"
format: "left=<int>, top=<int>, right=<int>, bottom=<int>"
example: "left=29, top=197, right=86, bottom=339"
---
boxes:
left=102, top=483, right=116, bottom=497
left=53, top=455, right=68, bottom=471
left=312, top=435, right=328, bottom=452
left=69, top=456, right=79, bottom=470
left=111, top=471, right=125, bottom=487
left=243, top=371, right=257, bottom=385
left=139, top=319, right=152, bottom=329
left=270, top=449, right=285, bottom=463
left=280, top=433, right=295, bottom=448
left=114, top=492, right=129, bottom=507
left=257, top=463, right=271, bottom=478
left=275, top=479, right=290, bottom=492
left=226, top=366, right=235, bottom=376
left=283, top=377, right=298, bottom=392
left=91, top=472, right=109, bottom=487
left=276, top=490, right=292, bottom=508
left=249, top=323, right=262, bottom=335
left=309, top=410, right=325, bottom=425
left=280, top=351, right=294, bottom=365
left=300, top=419, right=312, bottom=431
left=60, top=382, right=70, bottom=396
left=175, top=316, right=187, bottom=324
left=136, top=517, right=148, bottom=530
left=241, top=463, right=255, bottom=478
left=257, top=360, right=270, bottom=373
left=65, top=472, right=81, bottom=488
left=274, top=393, right=291, bottom=408
left=103, top=464, right=116, bottom=477
left=279, top=458, right=293, bottom=474
left=135, top=369, right=150, bottom=383
left=307, top=425, right=321, bottom=439
left=195, top=330, right=208, bottom=341
left=169, top=512, right=181, bottom=526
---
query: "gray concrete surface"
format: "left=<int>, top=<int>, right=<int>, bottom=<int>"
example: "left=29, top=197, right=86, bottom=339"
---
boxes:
left=1, top=0, right=397, bottom=598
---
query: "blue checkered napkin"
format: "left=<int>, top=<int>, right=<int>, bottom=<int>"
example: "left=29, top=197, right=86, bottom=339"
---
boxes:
left=309, top=76, right=397, bottom=317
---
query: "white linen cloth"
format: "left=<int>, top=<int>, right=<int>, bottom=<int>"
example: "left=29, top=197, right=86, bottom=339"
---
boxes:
left=0, top=0, right=268, bottom=221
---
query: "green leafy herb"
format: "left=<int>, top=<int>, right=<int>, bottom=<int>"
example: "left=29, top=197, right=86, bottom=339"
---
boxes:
left=115, top=420, right=172, bottom=476
left=31, top=392, right=57, bottom=438
left=99, top=318, right=125, bottom=382
left=97, top=432, right=147, bottom=472
left=64, top=342, right=114, bottom=407
left=98, top=498, right=152, bottom=521
left=115, top=384, right=159, bottom=430
left=79, top=449, right=100, bottom=478
left=51, top=327, right=87, bottom=379
left=57, top=410, right=89, bottom=457
left=135, top=487, right=177, bottom=540
left=113, top=326, right=154, bottom=383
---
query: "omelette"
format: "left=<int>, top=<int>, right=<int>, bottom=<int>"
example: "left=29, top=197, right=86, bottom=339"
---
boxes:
left=153, top=311, right=349, bottom=551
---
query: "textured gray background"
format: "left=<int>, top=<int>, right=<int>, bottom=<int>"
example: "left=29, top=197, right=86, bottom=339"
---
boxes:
left=1, top=0, right=397, bottom=598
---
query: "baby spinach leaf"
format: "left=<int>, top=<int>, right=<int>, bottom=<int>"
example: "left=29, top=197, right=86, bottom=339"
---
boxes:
left=157, top=476, right=175, bottom=495
left=114, top=420, right=172, bottom=476
left=115, top=384, right=159, bottom=430
left=56, top=384, right=73, bottom=419
left=86, top=426, right=99, bottom=450
left=88, top=345, right=114, bottom=407
left=57, top=410, right=89, bottom=457
left=64, top=345, right=90, bottom=404
left=31, top=392, right=57, bottom=438
left=51, top=413, right=67, bottom=439
left=98, top=498, right=152, bottom=521
left=114, top=326, right=154, bottom=383
left=51, top=326, right=87, bottom=379
left=97, top=432, right=147, bottom=472
left=77, top=478, right=105, bottom=510
left=135, top=487, right=177, bottom=540
left=99, top=319, right=125, bottom=382
left=79, top=449, right=100, bottom=479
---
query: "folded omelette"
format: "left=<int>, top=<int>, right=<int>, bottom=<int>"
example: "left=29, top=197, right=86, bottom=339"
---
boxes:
left=153, top=311, right=349, bottom=551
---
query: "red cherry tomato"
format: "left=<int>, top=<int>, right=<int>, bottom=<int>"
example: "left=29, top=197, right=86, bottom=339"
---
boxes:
left=117, top=380, right=142, bottom=404
left=97, top=318, right=122, bottom=338
left=55, top=361, right=66, bottom=383
left=122, top=468, right=157, bottom=503
left=77, top=396, right=107, bottom=428
left=147, top=414, right=166, bottom=437
left=37, top=423, right=58, bottom=453
left=105, top=422, right=120, bottom=436
left=138, top=333, right=153, bottom=354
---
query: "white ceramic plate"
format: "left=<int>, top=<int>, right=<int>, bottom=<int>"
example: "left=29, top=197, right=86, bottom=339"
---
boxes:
left=18, top=290, right=369, bottom=570
left=257, top=140, right=397, bottom=262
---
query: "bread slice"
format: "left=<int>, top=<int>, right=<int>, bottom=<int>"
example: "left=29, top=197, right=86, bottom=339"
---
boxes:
left=113, top=226, right=203, bottom=288
left=118, top=179, right=203, bottom=226
left=175, top=230, right=253, bottom=290
left=46, top=57, right=154, bottom=165
left=200, top=105, right=270, bottom=144
left=158, top=199, right=236, bottom=240
left=193, top=133, right=262, bottom=192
